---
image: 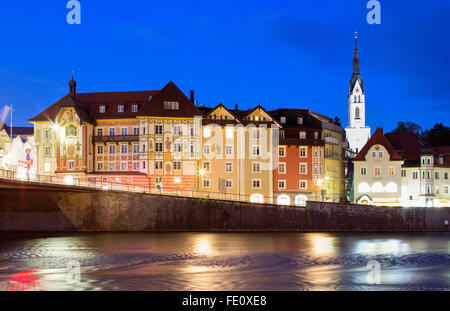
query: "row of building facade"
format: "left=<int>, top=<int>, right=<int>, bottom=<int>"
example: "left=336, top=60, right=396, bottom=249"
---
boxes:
left=1, top=34, right=448, bottom=207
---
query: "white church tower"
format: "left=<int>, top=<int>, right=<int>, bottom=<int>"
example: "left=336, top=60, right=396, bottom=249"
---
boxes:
left=345, top=32, right=371, bottom=154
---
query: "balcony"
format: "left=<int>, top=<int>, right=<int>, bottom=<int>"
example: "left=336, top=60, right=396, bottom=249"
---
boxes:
left=93, top=135, right=139, bottom=143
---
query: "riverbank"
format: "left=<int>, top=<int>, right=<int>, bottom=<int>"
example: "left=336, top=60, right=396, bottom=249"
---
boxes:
left=0, top=179, right=449, bottom=232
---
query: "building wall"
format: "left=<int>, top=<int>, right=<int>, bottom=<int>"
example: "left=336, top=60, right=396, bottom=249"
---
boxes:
left=353, top=144, right=403, bottom=206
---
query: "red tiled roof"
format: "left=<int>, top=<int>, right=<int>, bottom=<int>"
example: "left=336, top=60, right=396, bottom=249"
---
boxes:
left=353, top=128, right=403, bottom=161
left=385, top=132, right=423, bottom=162
left=29, top=90, right=160, bottom=123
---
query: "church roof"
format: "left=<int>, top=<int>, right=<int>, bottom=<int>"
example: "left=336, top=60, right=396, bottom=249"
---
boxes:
left=353, top=128, right=403, bottom=161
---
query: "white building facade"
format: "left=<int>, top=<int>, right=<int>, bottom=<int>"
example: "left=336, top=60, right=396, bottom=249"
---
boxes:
left=345, top=33, right=371, bottom=154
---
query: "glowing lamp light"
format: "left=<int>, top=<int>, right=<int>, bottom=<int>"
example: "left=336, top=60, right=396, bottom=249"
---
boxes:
left=203, top=127, right=211, bottom=138
left=174, top=177, right=181, bottom=184
left=324, top=176, right=330, bottom=181
left=52, top=123, right=60, bottom=131
left=64, top=176, right=74, bottom=185
left=199, top=169, right=206, bottom=175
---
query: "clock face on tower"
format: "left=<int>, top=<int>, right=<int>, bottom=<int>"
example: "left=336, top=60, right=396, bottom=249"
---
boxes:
left=355, top=88, right=359, bottom=93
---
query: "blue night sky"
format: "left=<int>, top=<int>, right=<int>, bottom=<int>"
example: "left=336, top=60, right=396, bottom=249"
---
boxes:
left=0, top=0, right=449, bottom=132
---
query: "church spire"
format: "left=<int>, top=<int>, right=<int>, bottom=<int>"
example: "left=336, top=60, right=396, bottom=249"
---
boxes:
left=352, top=31, right=360, bottom=76
left=350, top=32, right=363, bottom=93
left=69, top=70, right=77, bottom=98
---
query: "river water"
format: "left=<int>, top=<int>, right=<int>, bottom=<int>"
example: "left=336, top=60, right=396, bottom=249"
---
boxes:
left=0, top=233, right=449, bottom=291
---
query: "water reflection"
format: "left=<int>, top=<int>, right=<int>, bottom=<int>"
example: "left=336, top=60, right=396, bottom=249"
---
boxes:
left=0, top=233, right=448, bottom=291
left=354, top=239, right=410, bottom=255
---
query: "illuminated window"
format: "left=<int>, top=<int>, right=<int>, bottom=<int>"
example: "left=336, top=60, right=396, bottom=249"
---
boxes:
left=250, top=194, right=264, bottom=203
left=278, top=180, right=286, bottom=190
left=121, top=128, right=128, bottom=136
left=44, top=162, right=51, bottom=173
left=163, top=101, right=179, bottom=110
left=280, top=130, right=285, bottom=138
left=66, top=125, right=77, bottom=137
left=279, top=146, right=286, bottom=157
left=121, top=145, right=128, bottom=154
left=131, top=105, right=138, bottom=112
left=280, top=117, right=286, bottom=124
left=388, top=167, right=395, bottom=176
left=277, top=194, right=290, bottom=205
left=118, top=105, right=124, bottom=113
left=297, top=117, right=303, bottom=125
left=97, top=145, right=103, bottom=154
left=68, top=160, right=74, bottom=170
left=374, top=167, right=381, bottom=176
left=203, top=127, right=211, bottom=138
left=225, top=180, right=232, bottom=188
left=99, top=106, right=105, bottom=113
left=372, top=182, right=383, bottom=193
left=295, top=195, right=307, bottom=207
left=299, top=131, right=306, bottom=139
left=358, top=182, right=370, bottom=193
left=386, top=182, right=398, bottom=193
left=226, top=127, right=234, bottom=139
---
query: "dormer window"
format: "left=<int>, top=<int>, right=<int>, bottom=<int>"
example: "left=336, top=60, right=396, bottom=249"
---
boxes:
left=163, top=101, right=179, bottom=110
left=297, top=117, right=303, bottom=125
left=280, top=117, right=286, bottom=124
left=299, top=131, right=306, bottom=139
left=118, top=105, right=124, bottom=113
left=131, top=104, right=138, bottom=112
left=99, top=105, right=105, bottom=113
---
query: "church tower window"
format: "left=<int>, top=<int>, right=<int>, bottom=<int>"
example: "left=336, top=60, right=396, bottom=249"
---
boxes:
left=355, top=107, right=360, bottom=119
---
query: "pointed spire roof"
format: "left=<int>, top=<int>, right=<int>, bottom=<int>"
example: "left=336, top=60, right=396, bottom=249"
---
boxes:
left=350, top=31, right=363, bottom=93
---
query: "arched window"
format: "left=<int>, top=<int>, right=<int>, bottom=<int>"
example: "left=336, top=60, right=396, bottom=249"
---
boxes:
left=358, top=182, right=370, bottom=193
left=386, top=182, right=398, bottom=193
left=277, top=195, right=290, bottom=206
left=355, top=107, right=360, bottom=119
left=294, top=195, right=308, bottom=207
left=372, top=182, right=384, bottom=193
left=66, top=125, right=77, bottom=137
left=250, top=194, right=264, bottom=204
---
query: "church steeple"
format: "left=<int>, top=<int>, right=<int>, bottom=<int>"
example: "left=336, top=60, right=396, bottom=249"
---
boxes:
left=350, top=31, right=363, bottom=93
left=69, top=70, right=77, bottom=98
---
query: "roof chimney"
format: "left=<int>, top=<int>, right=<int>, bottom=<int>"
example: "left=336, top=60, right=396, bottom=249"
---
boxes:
left=235, top=103, right=238, bottom=111
left=190, top=90, right=195, bottom=104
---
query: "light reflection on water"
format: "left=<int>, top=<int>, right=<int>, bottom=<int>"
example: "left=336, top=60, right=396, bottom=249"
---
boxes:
left=0, top=233, right=449, bottom=291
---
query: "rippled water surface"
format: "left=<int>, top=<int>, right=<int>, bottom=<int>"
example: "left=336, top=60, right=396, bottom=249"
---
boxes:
left=0, top=233, right=449, bottom=291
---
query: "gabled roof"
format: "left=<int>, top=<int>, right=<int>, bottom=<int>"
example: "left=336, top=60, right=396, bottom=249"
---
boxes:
left=237, top=105, right=281, bottom=126
left=202, top=103, right=241, bottom=124
left=270, top=108, right=322, bottom=129
left=354, top=128, right=403, bottom=161
left=138, top=81, right=202, bottom=118
left=385, top=132, right=424, bottom=165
